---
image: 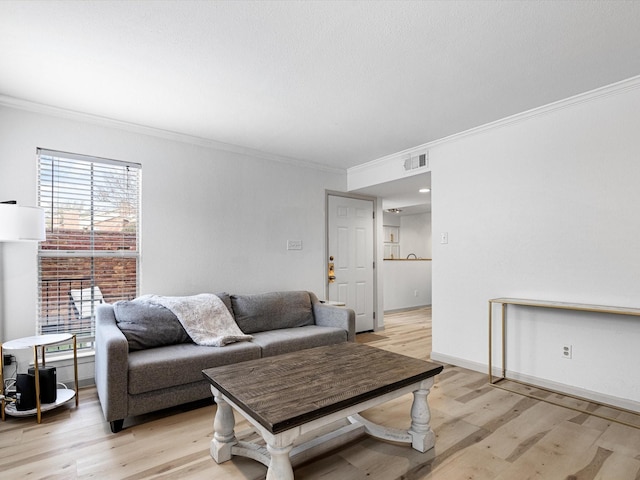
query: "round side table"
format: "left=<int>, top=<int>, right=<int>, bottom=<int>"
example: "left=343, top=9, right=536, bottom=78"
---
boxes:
left=1, top=333, right=79, bottom=423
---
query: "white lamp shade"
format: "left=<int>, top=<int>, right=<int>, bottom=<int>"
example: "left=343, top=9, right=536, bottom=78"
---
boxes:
left=0, top=204, right=46, bottom=241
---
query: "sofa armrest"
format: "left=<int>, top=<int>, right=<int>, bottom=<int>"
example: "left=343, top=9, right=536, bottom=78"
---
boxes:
left=313, top=303, right=356, bottom=342
left=94, top=304, right=129, bottom=423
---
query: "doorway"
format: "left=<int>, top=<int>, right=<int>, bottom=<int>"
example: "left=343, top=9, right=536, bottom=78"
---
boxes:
left=326, top=193, right=376, bottom=332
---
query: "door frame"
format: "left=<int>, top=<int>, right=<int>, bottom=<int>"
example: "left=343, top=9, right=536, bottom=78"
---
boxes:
left=325, top=190, right=381, bottom=331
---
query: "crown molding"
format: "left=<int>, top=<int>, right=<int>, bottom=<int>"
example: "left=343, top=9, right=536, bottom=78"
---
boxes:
left=350, top=74, right=640, bottom=175
left=428, top=74, right=640, bottom=148
left=0, top=95, right=345, bottom=175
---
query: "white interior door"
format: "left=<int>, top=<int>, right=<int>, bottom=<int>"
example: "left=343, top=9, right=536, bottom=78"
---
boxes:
left=327, top=195, right=375, bottom=332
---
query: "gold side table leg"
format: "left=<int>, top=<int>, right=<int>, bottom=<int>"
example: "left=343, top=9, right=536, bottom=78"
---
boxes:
left=73, top=335, right=79, bottom=406
left=34, top=345, right=41, bottom=424
left=1, top=343, right=4, bottom=421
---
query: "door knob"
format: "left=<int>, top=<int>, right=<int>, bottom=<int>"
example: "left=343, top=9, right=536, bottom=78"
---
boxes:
left=328, top=256, right=336, bottom=283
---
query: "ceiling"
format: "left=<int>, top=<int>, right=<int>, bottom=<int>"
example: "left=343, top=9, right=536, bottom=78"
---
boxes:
left=355, top=172, right=432, bottom=215
left=2, top=1, right=640, bottom=210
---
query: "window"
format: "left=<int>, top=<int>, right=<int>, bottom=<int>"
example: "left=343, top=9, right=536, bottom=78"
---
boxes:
left=37, top=149, right=141, bottom=350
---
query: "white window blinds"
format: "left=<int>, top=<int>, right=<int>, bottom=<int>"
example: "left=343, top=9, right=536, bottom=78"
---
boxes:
left=37, top=149, right=141, bottom=345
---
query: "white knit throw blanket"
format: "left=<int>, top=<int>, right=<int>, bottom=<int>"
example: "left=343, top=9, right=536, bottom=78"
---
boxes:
left=140, top=293, right=252, bottom=347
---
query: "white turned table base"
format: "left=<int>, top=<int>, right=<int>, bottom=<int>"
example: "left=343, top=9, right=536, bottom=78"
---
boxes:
left=210, top=377, right=436, bottom=479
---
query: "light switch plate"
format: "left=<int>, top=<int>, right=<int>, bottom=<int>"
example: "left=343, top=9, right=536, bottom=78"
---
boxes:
left=287, top=240, right=303, bottom=250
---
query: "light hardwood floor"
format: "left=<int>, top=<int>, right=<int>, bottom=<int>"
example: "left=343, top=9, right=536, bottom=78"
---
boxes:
left=1, top=307, right=640, bottom=479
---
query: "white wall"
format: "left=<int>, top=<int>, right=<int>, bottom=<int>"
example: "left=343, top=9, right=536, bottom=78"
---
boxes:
left=0, top=104, right=346, bottom=381
left=400, top=213, right=431, bottom=259
left=383, top=260, right=431, bottom=311
left=430, top=80, right=640, bottom=409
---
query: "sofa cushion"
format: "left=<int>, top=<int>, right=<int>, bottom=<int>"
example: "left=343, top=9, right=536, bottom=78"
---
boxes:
left=213, top=292, right=234, bottom=316
left=115, top=292, right=233, bottom=351
left=231, top=291, right=315, bottom=334
left=128, top=341, right=262, bottom=395
left=114, top=300, right=190, bottom=351
left=250, top=325, right=347, bottom=357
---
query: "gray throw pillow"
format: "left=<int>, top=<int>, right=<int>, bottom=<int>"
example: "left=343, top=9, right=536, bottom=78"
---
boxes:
left=215, top=292, right=234, bottom=317
left=231, top=291, right=315, bottom=334
left=114, top=299, right=191, bottom=351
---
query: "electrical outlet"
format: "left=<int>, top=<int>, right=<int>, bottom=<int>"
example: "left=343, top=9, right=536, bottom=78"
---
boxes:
left=562, top=344, right=572, bottom=359
left=3, top=354, right=12, bottom=366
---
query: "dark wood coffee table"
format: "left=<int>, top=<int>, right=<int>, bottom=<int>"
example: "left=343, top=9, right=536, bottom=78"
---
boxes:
left=202, top=342, right=443, bottom=480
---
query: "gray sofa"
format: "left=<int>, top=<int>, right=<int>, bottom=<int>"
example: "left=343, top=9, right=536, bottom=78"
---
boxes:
left=95, top=290, right=355, bottom=433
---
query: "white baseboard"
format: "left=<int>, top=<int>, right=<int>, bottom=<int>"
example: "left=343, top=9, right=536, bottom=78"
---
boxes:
left=44, top=353, right=95, bottom=388
left=430, top=351, right=640, bottom=413
left=384, top=304, right=432, bottom=314
left=430, top=351, right=488, bottom=374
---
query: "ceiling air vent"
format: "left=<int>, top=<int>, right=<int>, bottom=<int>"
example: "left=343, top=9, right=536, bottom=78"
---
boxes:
left=403, top=151, right=428, bottom=171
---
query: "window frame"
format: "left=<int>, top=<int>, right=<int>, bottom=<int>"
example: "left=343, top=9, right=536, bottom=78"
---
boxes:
left=36, top=148, right=141, bottom=351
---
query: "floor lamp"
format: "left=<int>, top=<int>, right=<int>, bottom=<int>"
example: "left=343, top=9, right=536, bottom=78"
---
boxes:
left=0, top=201, right=46, bottom=340
left=0, top=201, right=46, bottom=416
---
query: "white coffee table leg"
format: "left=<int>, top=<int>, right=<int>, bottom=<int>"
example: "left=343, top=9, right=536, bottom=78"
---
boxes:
left=211, top=387, right=237, bottom=463
left=408, top=377, right=436, bottom=452
left=266, top=443, right=294, bottom=480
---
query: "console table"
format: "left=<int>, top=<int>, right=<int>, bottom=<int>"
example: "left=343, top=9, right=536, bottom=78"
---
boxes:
left=0, top=333, right=79, bottom=423
left=488, top=297, right=640, bottom=428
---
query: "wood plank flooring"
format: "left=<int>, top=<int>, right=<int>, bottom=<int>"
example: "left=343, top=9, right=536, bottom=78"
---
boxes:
left=2, top=306, right=640, bottom=479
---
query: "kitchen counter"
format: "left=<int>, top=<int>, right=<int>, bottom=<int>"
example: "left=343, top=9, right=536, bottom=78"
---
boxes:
left=384, top=258, right=432, bottom=261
